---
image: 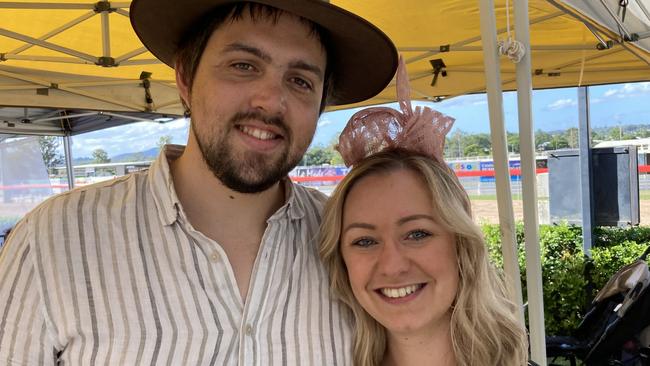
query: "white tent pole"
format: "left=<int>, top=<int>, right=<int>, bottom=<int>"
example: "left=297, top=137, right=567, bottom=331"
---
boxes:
left=515, top=0, right=547, bottom=363
left=63, top=133, right=74, bottom=190
left=477, top=0, right=525, bottom=326
left=578, top=86, right=594, bottom=257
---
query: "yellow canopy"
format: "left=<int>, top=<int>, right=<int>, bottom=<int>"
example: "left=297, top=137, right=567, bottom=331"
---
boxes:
left=0, top=0, right=649, bottom=112
left=332, top=0, right=650, bottom=110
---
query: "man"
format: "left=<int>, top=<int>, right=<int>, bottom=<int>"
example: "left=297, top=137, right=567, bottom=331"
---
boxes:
left=0, top=0, right=397, bottom=365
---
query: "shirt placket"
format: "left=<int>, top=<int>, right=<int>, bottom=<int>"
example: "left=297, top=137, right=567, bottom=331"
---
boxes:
left=238, top=219, right=279, bottom=366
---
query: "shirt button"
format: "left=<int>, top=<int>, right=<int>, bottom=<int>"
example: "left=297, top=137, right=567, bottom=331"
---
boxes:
left=245, top=324, right=253, bottom=335
left=210, top=252, right=220, bottom=263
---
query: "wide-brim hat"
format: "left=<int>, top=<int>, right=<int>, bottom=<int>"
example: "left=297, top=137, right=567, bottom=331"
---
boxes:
left=130, top=0, right=398, bottom=106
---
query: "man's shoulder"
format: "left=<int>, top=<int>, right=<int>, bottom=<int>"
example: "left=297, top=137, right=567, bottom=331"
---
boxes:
left=28, top=172, right=146, bottom=221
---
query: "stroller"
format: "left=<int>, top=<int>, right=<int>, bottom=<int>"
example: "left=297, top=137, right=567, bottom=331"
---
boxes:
left=546, top=246, right=650, bottom=366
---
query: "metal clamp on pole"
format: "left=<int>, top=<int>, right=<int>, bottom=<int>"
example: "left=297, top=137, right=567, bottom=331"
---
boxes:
left=429, top=58, right=447, bottom=87
left=139, top=71, right=153, bottom=112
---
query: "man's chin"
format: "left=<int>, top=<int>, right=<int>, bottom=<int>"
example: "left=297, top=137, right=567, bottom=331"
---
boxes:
left=212, top=160, right=291, bottom=194
left=217, top=172, right=284, bottom=194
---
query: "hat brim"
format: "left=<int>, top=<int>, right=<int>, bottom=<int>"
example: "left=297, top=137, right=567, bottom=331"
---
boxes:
left=130, top=0, right=398, bottom=106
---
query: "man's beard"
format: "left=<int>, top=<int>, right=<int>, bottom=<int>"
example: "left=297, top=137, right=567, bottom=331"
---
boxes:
left=193, top=110, right=304, bottom=194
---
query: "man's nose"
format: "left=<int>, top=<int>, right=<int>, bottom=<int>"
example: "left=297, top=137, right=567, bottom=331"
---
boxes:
left=377, top=240, right=410, bottom=277
left=249, top=75, right=288, bottom=116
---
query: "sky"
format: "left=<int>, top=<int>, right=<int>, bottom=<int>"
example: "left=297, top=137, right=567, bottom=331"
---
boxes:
left=69, top=81, right=650, bottom=158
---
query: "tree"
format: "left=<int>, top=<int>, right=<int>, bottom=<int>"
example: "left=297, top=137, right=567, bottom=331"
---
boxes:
left=327, top=135, right=344, bottom=165
left=549, top=135, right=569, bottom=150
left=446, top=130, right=467, bottom=158
left=157, top=135, right=172, bottom=150
left=38, top=136, right=63, bottom=172
left=506, top=132, right=520, bottom=154
left=300, top=146, right=334, bottom=166
left=564, top=128, right=579, bottom=148
left=92, top=148, right=111, bottom=164
left=463, top=133, right=492, bottom=157
left=535, top=130, right=553, bottom=151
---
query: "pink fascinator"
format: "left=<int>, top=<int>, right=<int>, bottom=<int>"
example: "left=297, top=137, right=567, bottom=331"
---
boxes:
left=336, top=56, right=455, bottom=167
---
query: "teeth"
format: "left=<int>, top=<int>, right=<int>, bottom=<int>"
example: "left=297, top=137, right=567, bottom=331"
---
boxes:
left=240, top=126, right=276, bottom=140
left=380, top=284, right=421, bottom=299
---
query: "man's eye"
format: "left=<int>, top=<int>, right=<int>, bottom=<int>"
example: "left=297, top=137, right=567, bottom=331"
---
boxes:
left=231, top=62, right=255, bottom=71
left=290, top=77, right=313, bottom=90
left=406, top=230, right=431, bottom=241
left=352, top=237, right=376, bottom=247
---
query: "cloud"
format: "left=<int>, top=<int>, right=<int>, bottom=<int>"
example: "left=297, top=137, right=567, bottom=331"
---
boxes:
left=602, top=82, right=650, bottom=99
left=72, top=120, right=189, bottom=157
left=438, top=94, right=488, bottom=109
left=317, top=117, right=334, bottom=128
left=546, top=98, right=577, bottom=110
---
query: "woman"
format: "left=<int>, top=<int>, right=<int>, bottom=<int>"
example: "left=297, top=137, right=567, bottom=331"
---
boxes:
left=320, top=150, right=529, bottom=365
left=319, top=57, right=530, bottom=365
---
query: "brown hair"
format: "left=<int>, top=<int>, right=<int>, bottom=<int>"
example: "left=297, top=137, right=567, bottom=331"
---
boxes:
left=174, top=2, right=334, bottom=113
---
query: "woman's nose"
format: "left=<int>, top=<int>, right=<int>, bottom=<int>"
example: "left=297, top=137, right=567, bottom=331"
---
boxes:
left=376, top=240, right=410, bottom=277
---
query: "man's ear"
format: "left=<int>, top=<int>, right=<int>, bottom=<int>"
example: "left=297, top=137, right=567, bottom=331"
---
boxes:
left=175, top=60, right=191, bottom=110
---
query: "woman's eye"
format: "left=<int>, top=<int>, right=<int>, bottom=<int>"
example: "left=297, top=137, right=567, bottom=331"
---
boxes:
left=351, top=237, right=376, bottom=248
left=406, top=230, right=431, bottom=241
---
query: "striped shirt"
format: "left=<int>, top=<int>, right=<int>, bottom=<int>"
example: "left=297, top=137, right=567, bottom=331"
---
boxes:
left=0, top=146, right=352, bottom=365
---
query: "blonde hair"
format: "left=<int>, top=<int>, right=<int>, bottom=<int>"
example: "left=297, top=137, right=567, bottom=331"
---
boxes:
left=320, top=149, right=528, bottom=366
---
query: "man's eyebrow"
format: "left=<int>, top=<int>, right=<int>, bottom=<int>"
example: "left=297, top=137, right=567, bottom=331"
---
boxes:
left=289, top=60, right=324, bottom=81
left=223, top=42, right=323, bottom=81
left=397, top=214, right=435, bottom=226
left=342, top=222, right=375, bottom=235
left=223, top=42, right=271, bottom=63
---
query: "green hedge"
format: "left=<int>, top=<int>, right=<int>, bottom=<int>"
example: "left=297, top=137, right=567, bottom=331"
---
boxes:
left=482, top=223, right=650, bottom=335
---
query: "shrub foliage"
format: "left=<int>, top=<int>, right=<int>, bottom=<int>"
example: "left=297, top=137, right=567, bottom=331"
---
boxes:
left=482, top=223, right=650, bottom=335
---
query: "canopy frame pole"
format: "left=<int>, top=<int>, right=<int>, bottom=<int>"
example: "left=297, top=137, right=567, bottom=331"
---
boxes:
left=114, top=8, right=129, bottom=17
left=0, top=2, right=130, bottom=10
left=477, top=0, right=525, bottom=332
left=114, top=47, right=148, bottom=64
left=1, top=55, right=92, bottom=64
left=444, top=48, right=627, bottom=99
left=119, top=59, right=163, bottom=66
left=515, top=0, right=547, bottom=363
left=7, top=10, right=95, bottom=55
left=101, top=10, right=111, bottom=58
left=406, top=11, right=564, bottom=64
left=399, top=44, right=613, bottom=52
left=399, top=47, right=631, bottom=102
left=637, top=0, right=650, bottom=22
left=598, top=0, right=632, bottom=39
left=0, top=28, right=97, bottom=63
left=63, top=133, right=74, bottom=190
left=0, top=68, right=146, bottom=111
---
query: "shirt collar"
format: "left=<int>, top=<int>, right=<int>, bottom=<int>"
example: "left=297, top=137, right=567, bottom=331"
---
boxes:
left=275, top=177, right=306, bottom=221
left=149, top=144, right=184, bottom=226
left=149, top=145, right=306, bottom=226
